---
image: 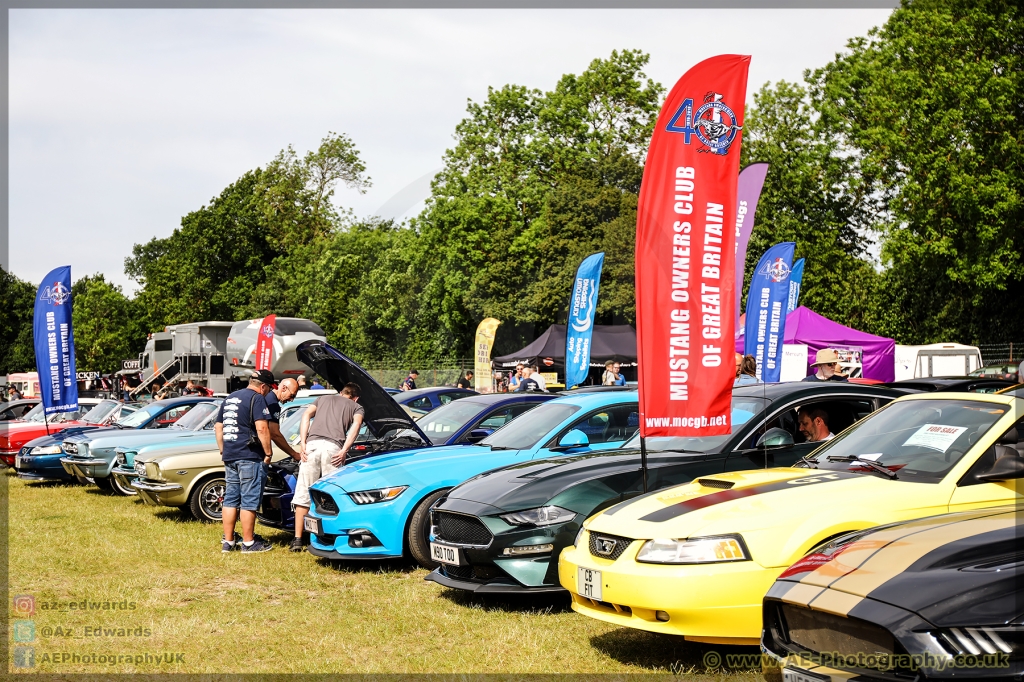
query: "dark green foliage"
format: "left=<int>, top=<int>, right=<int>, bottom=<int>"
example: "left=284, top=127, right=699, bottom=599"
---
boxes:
left=0, top=268, right=36, bottom=374
left=70, top=274, right=147, bottom=373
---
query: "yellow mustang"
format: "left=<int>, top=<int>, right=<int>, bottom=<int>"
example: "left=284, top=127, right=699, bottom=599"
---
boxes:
left=559, top=392, right=1024, bottom=644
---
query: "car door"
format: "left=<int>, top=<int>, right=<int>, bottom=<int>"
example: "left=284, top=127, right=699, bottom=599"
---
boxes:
left=948, top=421, right=1024, bottom=511
left=534, top=403, right=640, bottom=459
left=723, top=397, right=881, bottom=472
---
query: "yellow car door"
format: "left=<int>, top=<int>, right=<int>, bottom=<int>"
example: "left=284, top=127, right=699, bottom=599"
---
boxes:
left=948, top=421, right=1024, bottom=511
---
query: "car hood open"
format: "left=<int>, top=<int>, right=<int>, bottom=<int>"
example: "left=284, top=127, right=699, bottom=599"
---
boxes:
left=296, top=340, right=430, bottom=446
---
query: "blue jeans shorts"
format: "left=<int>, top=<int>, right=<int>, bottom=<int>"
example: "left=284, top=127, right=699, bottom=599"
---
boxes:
left=223, top=460, right=266, bottom=512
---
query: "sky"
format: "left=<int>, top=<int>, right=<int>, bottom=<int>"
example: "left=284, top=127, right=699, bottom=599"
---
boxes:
left=9, top=8, right=894, bottom=292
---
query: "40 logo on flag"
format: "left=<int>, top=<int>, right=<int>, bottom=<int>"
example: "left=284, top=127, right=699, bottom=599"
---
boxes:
left=665, top=91, right=743, bottom=155
left=759, top=257, right=792, bottom=283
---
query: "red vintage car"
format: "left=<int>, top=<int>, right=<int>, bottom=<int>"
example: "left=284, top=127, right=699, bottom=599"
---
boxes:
left=0, top=399, right=137, bottom=466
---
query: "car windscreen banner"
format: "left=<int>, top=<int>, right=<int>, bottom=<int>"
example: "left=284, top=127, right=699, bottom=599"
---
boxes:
left=33, top=265, right=79, bottom=414
left=635, top=54, right=750, bottom=437
left=733, top=162, right=769, bottom=327
left=787, top=258, right=805, bottom=313
left=743, top=242, right=796, bottom=383
left=564, top=252, right=605, bottom=389
left=474, top=318, right=501, bottom=393
left=255, top=314, right=276, bottom=371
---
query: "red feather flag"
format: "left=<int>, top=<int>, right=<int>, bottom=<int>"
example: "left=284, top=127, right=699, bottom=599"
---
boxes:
left=255, top=314, right=277, bottom=372
left=636, top=55, right=750, bottom=437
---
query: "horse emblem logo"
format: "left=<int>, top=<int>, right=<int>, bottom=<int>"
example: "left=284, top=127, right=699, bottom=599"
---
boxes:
left=39, top=281, right=71, bottom=306
left=666, top=91, right=743, bottom=155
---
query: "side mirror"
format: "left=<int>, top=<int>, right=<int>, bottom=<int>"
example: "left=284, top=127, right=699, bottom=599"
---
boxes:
left=756, top=427, right=794, bottom=449
left=557, top=429, right=590, bottom=448
left=466, top=429, right=492, bottom=443
left=976, top=455, right=1024, bottom=482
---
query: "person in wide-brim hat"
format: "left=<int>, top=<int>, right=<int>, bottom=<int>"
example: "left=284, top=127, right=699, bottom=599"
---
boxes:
left=802, top=348, right=849, bottom=382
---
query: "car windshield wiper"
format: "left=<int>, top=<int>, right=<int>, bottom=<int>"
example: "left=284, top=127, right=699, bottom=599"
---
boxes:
left=826, top=455, right=898, bottom=479
left=796, top=456, right=818, bottom=469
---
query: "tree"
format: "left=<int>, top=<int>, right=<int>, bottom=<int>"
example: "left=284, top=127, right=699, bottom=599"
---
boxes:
left=0, top=267, right=36, bottom=375
left=70, top=274, right=146, bottom=373
left=810, top=0, right=1024, bottom=343
left=739, top=80, right=881, bottom=332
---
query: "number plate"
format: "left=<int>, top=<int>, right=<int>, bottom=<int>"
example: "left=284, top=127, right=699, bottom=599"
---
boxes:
left=782, top=668, right=829, bottom=682
left=577, top=567, right=602, bottom=601
left=430, top=542, right=463, bottom=566
left=303, top=516, right=322, bottom=535
left=14, top=456, right=22, bottom=468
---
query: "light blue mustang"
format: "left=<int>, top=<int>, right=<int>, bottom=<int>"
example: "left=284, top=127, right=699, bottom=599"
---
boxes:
left=305, top=390, right=640, bottom=567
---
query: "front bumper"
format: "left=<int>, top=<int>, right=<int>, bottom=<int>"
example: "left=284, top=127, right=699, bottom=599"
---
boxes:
left=428, top=498, right=579, bottom=591
left=425, top=567, right=566, bottom=594
left=14, top=453, right=77, bottom=482
left=558, top=530, right=776, bottom=644
left=307, top=489, right=408, bottom=560
left=132, top=478, right=186, bottom=507
left=59, top=456, right=113, bottom=479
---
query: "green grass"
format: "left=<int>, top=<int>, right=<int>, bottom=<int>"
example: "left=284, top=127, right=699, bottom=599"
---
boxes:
left=8, top=472, right=764, bottom=677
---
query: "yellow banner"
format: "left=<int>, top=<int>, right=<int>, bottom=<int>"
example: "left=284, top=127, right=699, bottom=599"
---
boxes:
left=474, top=318, right=501, bottom=393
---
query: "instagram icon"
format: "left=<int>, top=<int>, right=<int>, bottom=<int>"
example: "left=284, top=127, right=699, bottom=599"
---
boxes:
left=12, top=594, right=35, bottom=617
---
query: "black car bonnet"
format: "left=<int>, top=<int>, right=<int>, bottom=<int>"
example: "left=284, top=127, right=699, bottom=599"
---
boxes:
left=296, top=340, right=431, bottom=444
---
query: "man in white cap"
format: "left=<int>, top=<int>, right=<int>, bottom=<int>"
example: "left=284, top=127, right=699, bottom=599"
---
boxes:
left=802, top=348, right=848, bottom=382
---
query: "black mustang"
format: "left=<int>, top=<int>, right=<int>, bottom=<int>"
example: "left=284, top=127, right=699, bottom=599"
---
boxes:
left=426, top=381, right=910, bottom=594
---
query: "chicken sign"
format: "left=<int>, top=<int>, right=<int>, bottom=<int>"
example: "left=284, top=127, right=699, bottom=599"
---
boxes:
left=635, top=55, right=750, bottom=437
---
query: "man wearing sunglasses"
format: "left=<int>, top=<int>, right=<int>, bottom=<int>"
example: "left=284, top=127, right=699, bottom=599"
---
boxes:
left=802, top=348, right=849, bottom=382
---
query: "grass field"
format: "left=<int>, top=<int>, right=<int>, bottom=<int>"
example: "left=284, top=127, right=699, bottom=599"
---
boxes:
left=7, top=472, right=765, bottom=677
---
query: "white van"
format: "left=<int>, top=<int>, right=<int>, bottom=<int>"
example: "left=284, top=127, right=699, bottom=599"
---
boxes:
left=894, top=343, right=982, bottom=380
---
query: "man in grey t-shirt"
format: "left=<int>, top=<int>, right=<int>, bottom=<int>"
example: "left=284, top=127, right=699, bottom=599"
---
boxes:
left=291, top=382, right=364, bottom=551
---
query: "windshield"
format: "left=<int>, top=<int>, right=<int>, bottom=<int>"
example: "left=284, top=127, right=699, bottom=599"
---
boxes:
left=80, top=400, right=121, bottom=424
left=280, top=406, right=308, bottom=444
left=807, top=399, right=1009, bottom=482
left=171, top=402, right=219, bottom=430
left=481, top=403, right=581, bottom=451
left=416, top=400, right=487, bottom=445
left=116, top=403, right=166, bottom=428
left=622, top=396, right=769, bottom=452
left=24, top=403, right=89, bottom=423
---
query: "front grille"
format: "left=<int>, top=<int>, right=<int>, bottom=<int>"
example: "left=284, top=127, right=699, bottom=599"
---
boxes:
left=589, top=532, right=634, bottom=561
left=434, top=512, right=493, bottom=546
left=778, top=603, right=895, bottom=657
left=696, top=478, right=734, bottom=489
left=440, top=564, right=503, bottom=582
left=310, top=489, right=338, bottom=515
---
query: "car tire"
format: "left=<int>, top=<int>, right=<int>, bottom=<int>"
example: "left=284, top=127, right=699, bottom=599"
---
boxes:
left=408, top=487, right=451, bottom=569
left=189, top=476, right=226, bottom=523
left=109, top=475, right=138, bottom=497
left=93, top=476, right=115, bottom=493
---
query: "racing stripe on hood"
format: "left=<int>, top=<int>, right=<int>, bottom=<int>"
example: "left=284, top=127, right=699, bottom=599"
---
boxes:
left=639, top=471, right=858, bottom=523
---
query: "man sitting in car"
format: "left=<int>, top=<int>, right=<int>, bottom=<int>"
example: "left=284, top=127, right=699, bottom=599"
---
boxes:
left=797, top=406, right=834, bottom=442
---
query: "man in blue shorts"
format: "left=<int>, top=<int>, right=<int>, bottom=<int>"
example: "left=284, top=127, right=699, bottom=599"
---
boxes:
left=216, top=369, right=275, bottom=553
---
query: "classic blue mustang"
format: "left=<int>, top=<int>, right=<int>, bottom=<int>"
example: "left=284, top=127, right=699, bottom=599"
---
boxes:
left=303, top=389, right=641, bottom=567
left=255, top=342, right=556, bottom=532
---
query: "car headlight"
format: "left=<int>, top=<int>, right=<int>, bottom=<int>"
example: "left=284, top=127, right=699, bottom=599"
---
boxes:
left=30, top=445, right=64, bottom=455
left=134, top=462, right=148, bottom=477
left=636, top=535, right=750, bottom=564
left=347, top=486, right=408, bottom=505
left=62, top=442, right=78, bottom=454
left=500, top=506, right=576, bottom=527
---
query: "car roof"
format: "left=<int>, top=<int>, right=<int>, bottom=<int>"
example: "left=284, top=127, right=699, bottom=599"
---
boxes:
left=398, top=386, right=476, bottom=396
left=457, top=393, right=555, bottom=406
left=545, top=389, right=639, bottom=407
left=889, top=390, right=1020, bottom=406
left=730, top=381, right=907, bottom=400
